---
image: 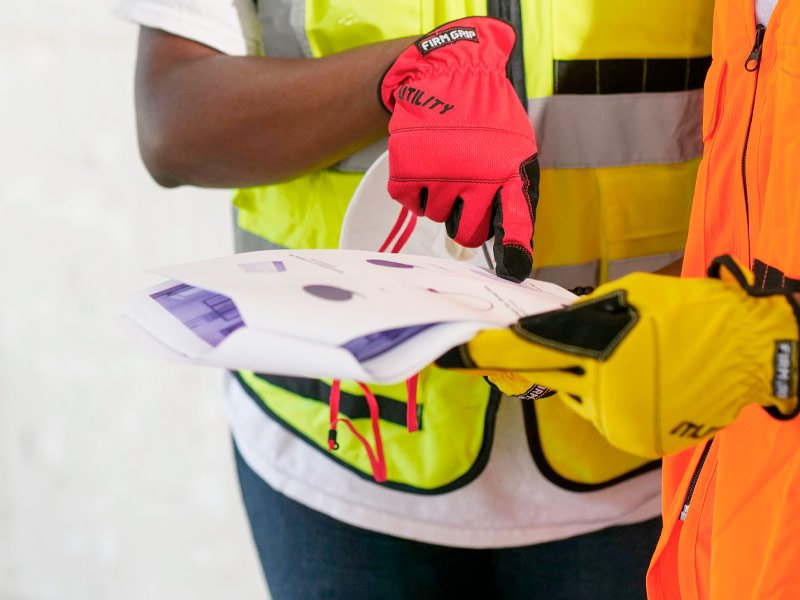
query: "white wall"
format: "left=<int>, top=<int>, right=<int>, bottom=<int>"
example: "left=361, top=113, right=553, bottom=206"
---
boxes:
left=0, top=3, right=267, bottom=598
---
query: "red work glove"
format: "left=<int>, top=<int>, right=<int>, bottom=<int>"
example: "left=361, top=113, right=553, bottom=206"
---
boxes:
left=380, top=17, right=539, bottom=282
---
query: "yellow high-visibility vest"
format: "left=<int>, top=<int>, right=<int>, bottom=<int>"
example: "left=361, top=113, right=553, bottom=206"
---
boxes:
left=234, top=0, right=713, bottom=491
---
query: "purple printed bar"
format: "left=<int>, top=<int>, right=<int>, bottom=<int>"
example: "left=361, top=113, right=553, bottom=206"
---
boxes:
left=343, top=324, right=435, bottom=361
left=151, top=283, right=244, bottom=347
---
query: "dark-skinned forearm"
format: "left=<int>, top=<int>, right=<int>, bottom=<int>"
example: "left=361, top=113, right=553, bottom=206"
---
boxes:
left=135, top=27, right=412, bottom=188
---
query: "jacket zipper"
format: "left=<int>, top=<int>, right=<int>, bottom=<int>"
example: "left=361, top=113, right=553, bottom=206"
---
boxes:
left=679, top=439, right=713, bottom=521
left=741, top=24, right=767, bottom=237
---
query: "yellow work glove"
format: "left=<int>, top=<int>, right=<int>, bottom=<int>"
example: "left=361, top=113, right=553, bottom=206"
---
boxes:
left=437, top=256, right=800, bottom=458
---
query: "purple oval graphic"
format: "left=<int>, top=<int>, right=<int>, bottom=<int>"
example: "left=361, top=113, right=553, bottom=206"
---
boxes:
left=303, top=285, right=356, bottom=302
left=366, top=259, right=415, bottom=269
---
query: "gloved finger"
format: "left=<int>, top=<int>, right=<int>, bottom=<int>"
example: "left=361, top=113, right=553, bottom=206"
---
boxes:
left=445, top=188, right=495, bottom=248
left=386, top=180, right=428, bottom=216
left=436, top=325, right=594, bottom=402
left=487, top=371, right=546, bottom=396
left=434, top=346, right=539, bottom=397
left=416, top=181, right=462, bottom=223
left=491, top=184, right=533, bottom=283
left=570, top=286, right=595, bottom=297
left=436, top=336, right=587, bottom=398
left=491, top=155, right=539, bottom=282
left=516, top=384, right=558, bottom=400
left=436, top=329, right=582, bottom=371
left=488, top=370, right=586, bottom=399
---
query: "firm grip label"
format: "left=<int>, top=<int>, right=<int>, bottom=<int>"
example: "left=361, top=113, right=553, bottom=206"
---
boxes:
left=773, top=340, right=797, bottom=399
left=416, top=26, right=479, bottom=55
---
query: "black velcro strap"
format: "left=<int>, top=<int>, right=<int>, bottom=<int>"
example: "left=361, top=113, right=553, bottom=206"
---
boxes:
left=513, top=290, right=638, bottom=361
left=707, top=255, right=798, bottom=296
left=753, top=259, right=800, bottom=292
left=553, top=56, right=711, bottom=95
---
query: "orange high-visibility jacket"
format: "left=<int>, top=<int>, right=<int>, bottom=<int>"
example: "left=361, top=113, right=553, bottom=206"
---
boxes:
left=648, top=1, right=800, bottom=599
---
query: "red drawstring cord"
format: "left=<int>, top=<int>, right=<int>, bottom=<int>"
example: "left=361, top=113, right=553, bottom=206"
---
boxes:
left=327, top=379, right=341, bottom=450
left=326, top=382, right=388, bottom=483
left=327, top=376, right=419, bottom=480
left=377, top=207, right=420, bottom=433
left=377, top=206, right=418, bottom=254
left=355, top=382, right=387, bottom=482
left=378, top=207, right=411, bottom=252
left=391, top=212, right=417, bottom=253
left=327, top=206, right=422, bottom=481
left=384, top=210, right=419, bottom=433
left=406, top=374, right=419, bottom=432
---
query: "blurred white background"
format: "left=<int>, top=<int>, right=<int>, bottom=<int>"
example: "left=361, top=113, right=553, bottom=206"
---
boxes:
left=1, top=3, right=267, bottom=598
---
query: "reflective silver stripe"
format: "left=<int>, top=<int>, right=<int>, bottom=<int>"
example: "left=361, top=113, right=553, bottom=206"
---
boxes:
left=346, top=91, right=703, bottom=173
left=529, top=90, right=703, bottom=169
left=233, top=208, right=286, bottom=252
left=255, top=0, right=311, bottom=58
left=532, top=261, right=599, bottom=289
left=254, top=3, right=702, bottom=172
left=532, top=251, right=684, bottom=288
left=607, top=251, right=684, bottom=281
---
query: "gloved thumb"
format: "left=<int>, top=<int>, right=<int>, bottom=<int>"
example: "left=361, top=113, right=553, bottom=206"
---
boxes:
left=492, top=155, right=539, bottom=282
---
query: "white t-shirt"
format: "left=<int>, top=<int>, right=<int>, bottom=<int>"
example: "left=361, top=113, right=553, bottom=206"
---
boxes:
left=114, top=0, right=261, bottom=56
left=114, top=0, right=661, bottom=548
left=756, top=0, right=778, bottom=25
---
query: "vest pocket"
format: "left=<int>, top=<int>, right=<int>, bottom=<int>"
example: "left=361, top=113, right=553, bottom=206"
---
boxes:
left=702, top=60, right=727, bottom=142
left=777, top=39, right=800, bottom=78
left=522, top=393, right=660, bottom=492
left=235, top=368, right=501, bottom=494
left=758, top=45, right=800, bottom=272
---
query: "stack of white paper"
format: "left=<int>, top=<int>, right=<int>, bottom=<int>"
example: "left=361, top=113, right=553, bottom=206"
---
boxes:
left=120, top=249, right=575, bottom=384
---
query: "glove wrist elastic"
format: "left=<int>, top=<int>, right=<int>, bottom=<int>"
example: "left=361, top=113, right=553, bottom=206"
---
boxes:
left=380, top=17, right=515, bottom=113
left=707, top=256, right=800, bottom=419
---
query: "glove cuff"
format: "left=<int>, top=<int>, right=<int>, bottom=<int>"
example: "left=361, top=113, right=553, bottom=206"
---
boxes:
left=765, top=286, right=800, bottom=421
left=708, top=255, right=800, bottom=421
left=379, top=16, right=516, bottom=112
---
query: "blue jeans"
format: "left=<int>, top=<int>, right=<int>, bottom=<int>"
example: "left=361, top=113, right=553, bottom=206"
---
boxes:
left=234, top=444, right=659, bottom=600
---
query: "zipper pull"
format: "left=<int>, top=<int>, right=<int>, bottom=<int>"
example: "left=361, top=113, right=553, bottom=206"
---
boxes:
left=745, top=24, right=767, bottom=72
